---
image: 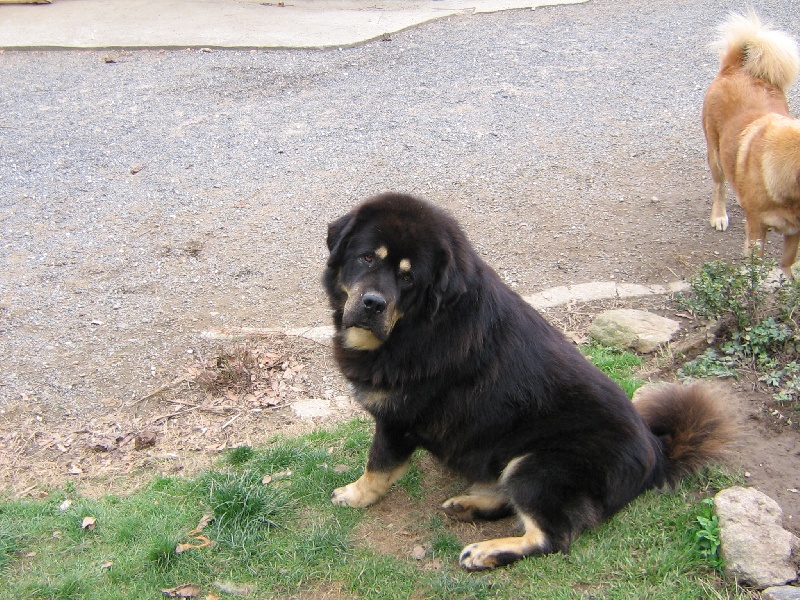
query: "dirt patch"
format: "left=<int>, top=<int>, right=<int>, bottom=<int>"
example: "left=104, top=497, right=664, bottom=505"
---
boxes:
left=0, top=334, right=358, bottom=498
left=2, top=294, right=798, bottom=538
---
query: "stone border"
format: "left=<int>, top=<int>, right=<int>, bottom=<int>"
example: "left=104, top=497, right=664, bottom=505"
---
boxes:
left=200, top=279, right=690, bottom=345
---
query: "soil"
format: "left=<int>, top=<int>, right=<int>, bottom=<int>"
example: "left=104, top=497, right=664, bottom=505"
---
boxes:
left=1, top=0, right=799, bottom=548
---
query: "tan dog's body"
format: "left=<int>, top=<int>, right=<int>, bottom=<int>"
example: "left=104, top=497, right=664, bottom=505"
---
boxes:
left=702, top=12, right=800, bottom=278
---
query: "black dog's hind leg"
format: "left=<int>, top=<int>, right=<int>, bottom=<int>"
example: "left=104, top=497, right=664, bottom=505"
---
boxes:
left=459, top=453, right=604, bottom=571
left=442, top=483, right=515, bottom=522
left=332, top=420, right=416, bottom=508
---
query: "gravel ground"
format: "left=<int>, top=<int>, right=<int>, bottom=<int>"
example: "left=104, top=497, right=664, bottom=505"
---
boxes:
left=1, top=0, right=799, bottom=422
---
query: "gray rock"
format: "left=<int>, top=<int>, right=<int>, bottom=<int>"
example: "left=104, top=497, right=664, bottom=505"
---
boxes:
left=588, top=309, right=680, bottom=353
left=762, top=587, right=800, bottom=600
left=714, top=487, right=799, bottom=589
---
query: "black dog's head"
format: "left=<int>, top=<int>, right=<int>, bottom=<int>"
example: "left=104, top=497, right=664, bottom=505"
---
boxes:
left=323, top=193, right=475, bottom=351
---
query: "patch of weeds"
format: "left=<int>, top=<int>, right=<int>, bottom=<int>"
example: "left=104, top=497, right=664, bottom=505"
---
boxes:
left=692, top=499, right=723, bottom=571
left=676, top=256, right=800, bottom=411
left=675, top=253, right=771, bottom=329
left=767, top=361, right=800, bottom=404
left=678, top=348, right=739, bottom=380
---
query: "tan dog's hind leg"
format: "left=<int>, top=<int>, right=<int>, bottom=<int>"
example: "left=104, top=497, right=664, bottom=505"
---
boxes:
left=708, top=147, right=729, bottom=231
left=780, top=233, right=800, bottom=280
left=744, top=215, right=768, bottom=257
left=459, top=515, right=550, bottom=571
left=442, top=483, right=513, bottom=522
left=331, top=461, right=409, bottom=508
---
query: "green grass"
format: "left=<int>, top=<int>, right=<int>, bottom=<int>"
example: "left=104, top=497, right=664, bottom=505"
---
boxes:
left=582, top=343, right=645, bottom=397
left=0, top=347, right=745, bottom=599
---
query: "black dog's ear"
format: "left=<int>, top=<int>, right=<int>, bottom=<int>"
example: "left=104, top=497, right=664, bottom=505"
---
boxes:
left=326, top=212, right=356, bottom=266
left=428, top=242, right=469, bottom=318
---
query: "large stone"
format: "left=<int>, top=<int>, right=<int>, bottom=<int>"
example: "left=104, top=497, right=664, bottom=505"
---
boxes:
left=588, top=309, right=680, bottom=353
left=714, top=487, right=799, bottom=589
left=762, top=587, right=800, bottom=600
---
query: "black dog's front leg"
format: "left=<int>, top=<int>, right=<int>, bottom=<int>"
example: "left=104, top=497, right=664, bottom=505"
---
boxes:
left=331, top=419, right=416, bottom=508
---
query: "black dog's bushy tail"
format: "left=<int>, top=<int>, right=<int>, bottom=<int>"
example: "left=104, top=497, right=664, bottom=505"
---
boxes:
left=633, top=382, right=737, bottom=486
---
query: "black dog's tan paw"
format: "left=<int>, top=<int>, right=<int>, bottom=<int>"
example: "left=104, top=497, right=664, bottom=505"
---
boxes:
left=442, top=498, right=475, bottom=521
left=458, top=517, right=549, bottom=571
left=331, top=482, right=379, bottom=508
left=331, top=463, right=410, bottom=508
left=459, top=540, right=523, bottom=571
left=442, top=489, right=512, bottom=522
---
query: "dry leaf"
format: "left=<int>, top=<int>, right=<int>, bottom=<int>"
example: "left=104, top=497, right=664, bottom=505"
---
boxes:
left=135, top=430, right=157, bottom=450
left=189, top=513, right=214, bottom=534
left=161, top=584, right=202, bottom=598
left=261, top=475, right=272, bottom=485
left=412, top=545, right=427, bottom=560
left=176, top=535, right=212, bottom=554
left=100, top=561, right=113, bottom=570
left=81, top=516, right=97, bottom=530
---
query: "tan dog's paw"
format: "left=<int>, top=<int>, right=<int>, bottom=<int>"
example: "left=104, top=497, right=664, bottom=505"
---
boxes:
left=710, top=214, right=729, bottom=231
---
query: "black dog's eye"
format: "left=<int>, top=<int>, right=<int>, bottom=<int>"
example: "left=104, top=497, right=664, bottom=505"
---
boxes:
left=400, top=272, right=413, bottom=285
left=361, top=253, right=375, bottom=264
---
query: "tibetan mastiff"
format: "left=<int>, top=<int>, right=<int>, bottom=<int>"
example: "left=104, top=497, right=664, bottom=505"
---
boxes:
left=324, top=193, right=734, bottom=571
left=703, top=11, right=800, bottom=279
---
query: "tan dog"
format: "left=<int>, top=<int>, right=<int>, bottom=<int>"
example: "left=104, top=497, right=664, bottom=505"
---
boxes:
left=702, top=12, right=800, bottom=278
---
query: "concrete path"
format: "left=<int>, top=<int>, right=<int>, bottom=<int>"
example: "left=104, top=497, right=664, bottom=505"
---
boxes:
left=0, top=0, right=584, bottom=49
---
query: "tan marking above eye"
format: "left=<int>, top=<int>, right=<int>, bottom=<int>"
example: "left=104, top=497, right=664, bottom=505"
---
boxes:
left=375, top=246, right=388, bottom=260
left=399, top=258, right=411, bottom=272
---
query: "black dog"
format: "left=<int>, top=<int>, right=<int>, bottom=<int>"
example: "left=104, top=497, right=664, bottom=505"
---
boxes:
left=324, top=193, right=734, bottom=571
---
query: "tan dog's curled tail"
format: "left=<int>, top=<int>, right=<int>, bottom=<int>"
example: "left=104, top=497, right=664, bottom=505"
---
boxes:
left=713, top=11, right=799, bottom=91
left=633, top=382, right=737, bottom=486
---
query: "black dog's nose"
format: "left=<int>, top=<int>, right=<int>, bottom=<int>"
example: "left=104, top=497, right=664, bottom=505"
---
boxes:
left=362, top=292, right=387, bottom=314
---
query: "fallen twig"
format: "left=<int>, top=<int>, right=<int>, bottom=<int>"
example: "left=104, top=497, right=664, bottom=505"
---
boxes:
left=128, top=376, right=186, bottom=406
